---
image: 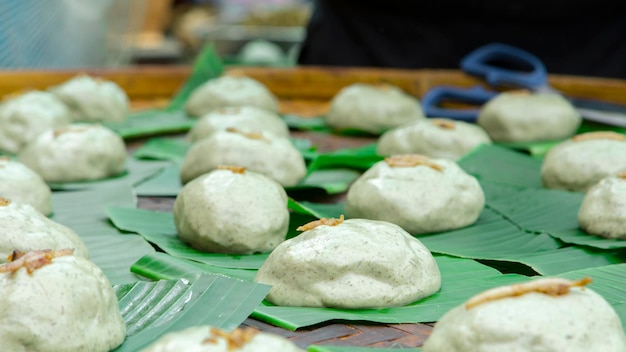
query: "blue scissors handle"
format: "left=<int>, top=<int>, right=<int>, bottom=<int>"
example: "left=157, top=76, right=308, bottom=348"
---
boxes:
left=460, top=43, right=548, bottom=89
left=421, top=85, right=498, bottom=122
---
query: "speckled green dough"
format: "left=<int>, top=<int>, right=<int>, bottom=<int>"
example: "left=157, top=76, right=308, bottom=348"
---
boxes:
left=141, top=326, right=304, bottom=352
left=542, top=138, right=626, bottom=192
left=0, top=201, right=89, bottom=262
left=477, top=92, right=581, bottom=142
left=174, top=169, right=289, bottom=254
left=255, top=218, right=441, bottom=308
left=345, top=158, right=484, bottom=234
left=49, top=75, right=129, bottom=122
left=185, top=76, right=279, bottom=117
left=18, top=123, right=126, bottom=183
left=187, top=106, right=290, bottom=142
left=377, top=119, right=492, bottom=160
left=180, top=130, right=306, bottom=186
left=0, top=255, right=126, bottom=352
left=578, top=175, right=626, bottom=239
left=0, top=159, right=52, bottom=215
left=0, top=91, right=71, bottom=154
left=326, top=83, right=425, bottom=134
left=422, top=286, right=626, bottom=352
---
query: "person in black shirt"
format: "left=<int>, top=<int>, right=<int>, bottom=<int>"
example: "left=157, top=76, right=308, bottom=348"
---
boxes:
left=298, top=0, right=626, bottom=78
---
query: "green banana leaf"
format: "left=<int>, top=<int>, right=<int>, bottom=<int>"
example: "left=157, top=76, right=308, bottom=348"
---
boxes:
left=287, top=199, right=346, bottom=219
left=131, top=253, right=530, bottom=330
left=307, top=144, right=382, bottom=173
left=458, top=144, right=543, bottom=188
left=549, top=229, right=626, bottom=249
left=113, top=274, right=270, bottom=352
left=48, top=158, right=168, bottom=191
left=105, top=109, right=196, bottom=140
left=134, top=163, right=182, bottom=197
left=167, top=43, right=224, bottom=112
left=282, top=114, right=331, bottom=132
left=51, top=185, right=155, bottom=284
left=106, top=206, right=315, bottom=270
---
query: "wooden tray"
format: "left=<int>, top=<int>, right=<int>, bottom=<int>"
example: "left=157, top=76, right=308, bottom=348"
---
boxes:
left=3, top=66, right=626, bottom=349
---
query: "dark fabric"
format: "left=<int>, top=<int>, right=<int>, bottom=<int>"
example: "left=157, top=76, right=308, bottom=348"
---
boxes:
left=298, top=0, right=626, bottom=78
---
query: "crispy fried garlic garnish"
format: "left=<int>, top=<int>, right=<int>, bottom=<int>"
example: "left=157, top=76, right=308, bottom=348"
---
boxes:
left=572, top=131, right=626, bottom=143
left=617, top=172, right=626, bottom=180
left=465, top=277, right=592, bottom=310
left=203, top=327, right=259, bottom=350
left=385, top=154, right=444, bottom=171
left=218, top=107, right=241, bottom=114
left=53, top=125, right=91, bottom=138
left=297, top=214, right=345, bottom=232
left=0, top=248, right=74, bottom=275
left=218, top=165, right=246, bottom=174
left=225, top=69, right=246, bottom=78
left=373, top=82, right=392, bottom=91
left=0, top=197, right=11, bottom=206
left=431, top=118, right=456, bottom=130
left=225, top=127, right=269, bottom=142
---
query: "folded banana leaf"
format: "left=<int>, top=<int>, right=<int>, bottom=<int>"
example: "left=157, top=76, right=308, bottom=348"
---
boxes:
left=306, top=144, right=382, bottom=173
left=113, top=274, right=270, bottom=352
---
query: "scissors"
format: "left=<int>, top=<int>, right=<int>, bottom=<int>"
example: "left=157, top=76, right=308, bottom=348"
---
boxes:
left=421, top=43, right=626, bottom=126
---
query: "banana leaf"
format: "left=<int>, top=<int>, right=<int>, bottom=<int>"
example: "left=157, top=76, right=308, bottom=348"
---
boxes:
left=307, top=144, right=382, bottom=173
left=51, top=185, right=155, bottom=284
left=458, top=144, right=543, bottom=188
left=113, top=274, right=270, bottom=352
left=131, top=252, right=530, bottom=330
left=287, top=199, right=346, bottom=219
left=104, top=109, right=196, bottom=139
left=308, top=347, right=420, bottom=352
left=106, top=206, right=315, bottom=269
left=549, top=229, right=626, bottom=249
left=48, top=158, right=168, bottom=191
left=282, top=114, right=331, bottom=132
left=167, top=43, right=224, bottom=112
left=134, top=163, right=182, bottom=197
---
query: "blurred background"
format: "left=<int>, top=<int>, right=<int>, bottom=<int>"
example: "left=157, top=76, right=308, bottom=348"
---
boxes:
left=0, top=0, right=312, bottom=69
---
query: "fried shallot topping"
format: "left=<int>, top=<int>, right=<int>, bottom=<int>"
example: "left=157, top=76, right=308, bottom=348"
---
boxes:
left=225, top=69, right=246, bottom=78
left=617, top=172, right=626, bottom=180
left=218, top=165, right=246, bottom=174
left=203, top=327, right=259, bottom=350
left=373, top=82, right=392, bottom=91
left=0, top=156, right=9, bottom=161
left=572, top=131, right=626, bottom=142
left=297, top=214, right=345, bottom=232
left=431, top=118, right=456, bottom=130
left=53, top=125, right=92, bottom=138
left=385, top=154, right=444, bottom=171
left=0, top=197, right=11, bottom=206
left=465, top=277, right=592, bottom=310
left=0, top=248, right=74, bottom=275
left=218, top=107, right=241, bottom=114
left=225, top=127, right=269, bottom=142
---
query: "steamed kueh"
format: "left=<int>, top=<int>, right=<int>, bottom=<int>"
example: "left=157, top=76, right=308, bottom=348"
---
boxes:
left=255, top=217, right=441, bottom=309
left=18, top=123, right=126, bottom=183
left=346, top=154, right=484, bottom=234
left=141, top=326, right=304, bottom=352
left=187, top=106, right=290, bottom=143
left=0, top=197, right=89, bottom=261
left=422, top=277, right=626, bottom=352
left=542, top=131, right=626, bottom=192
left=0, top=91, right=71, bottom=154
left=377, top=118, right=492, bottom=160
left=174, top=166, right=289, bottom=254
left=0, top=158, right=52, bottom=215
left=49, top=75, right=129, bottom=122
left=185, top=75, right=279, bottom=117
left=578, top=172, right=626, bottom=239
left=477, top=90, right=581, bottom=142
left=326, top=83, right=425, bottom=134
left=0, top=249, right=126, bottom=352
left=180, top=128, right=306, bottom=186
